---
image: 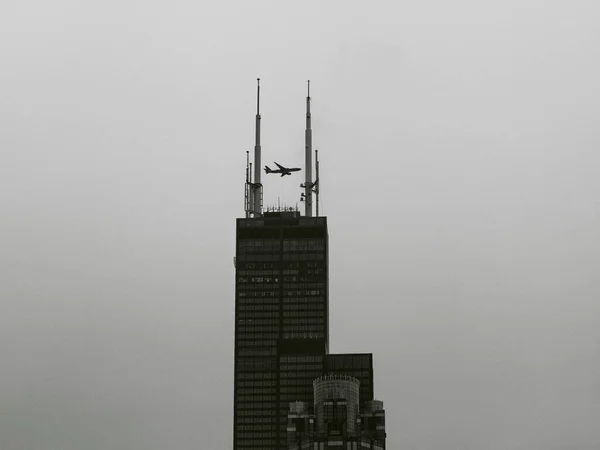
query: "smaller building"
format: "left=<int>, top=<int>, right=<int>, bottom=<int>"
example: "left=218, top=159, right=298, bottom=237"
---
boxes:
left=287, top=374, right=386, bottom=450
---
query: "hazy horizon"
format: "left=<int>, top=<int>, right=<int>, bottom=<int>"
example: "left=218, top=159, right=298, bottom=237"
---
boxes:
left=2, top=1, right=600, bottom=449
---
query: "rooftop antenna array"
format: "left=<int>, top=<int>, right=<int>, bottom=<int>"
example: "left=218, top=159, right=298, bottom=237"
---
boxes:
left=244, top=79, right=321, bottom=218
left=244, top=79, right=263, bottom=217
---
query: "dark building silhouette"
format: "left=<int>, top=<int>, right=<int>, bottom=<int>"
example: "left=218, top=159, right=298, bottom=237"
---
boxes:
left=233, top=81, right=386, bottom=449
left=234, top=211, right=329, bottom=448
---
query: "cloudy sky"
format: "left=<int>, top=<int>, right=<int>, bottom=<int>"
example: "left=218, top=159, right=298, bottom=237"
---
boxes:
left=2, top=1, right=599, bottom=449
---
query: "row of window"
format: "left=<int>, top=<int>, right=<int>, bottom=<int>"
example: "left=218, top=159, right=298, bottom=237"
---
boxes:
left=283, top=307, right=324, bottom=314
left=236, top=254, right=280, bottom=262
left=284, top=240, right=325, bottom=250
left=285, top=290, right=323, bottom=296
left=237, top=303, right=280, bottom=311
left=283, top=276, right=325, bottom=283
left=237, top=292, right=278, bottom=299
left=236, top=341, right=277, bottom=349
left=325, top=370, right=372, bottom=378
left=237, top=276, right=278, bottom=283
left=239, top=238, right=325, bottom=248
left=238, top=245, right=324, bottom=254
left=236, top=372, right=276, bottom=380
left=326, top=355, right=372, bottom=369
left=238, top=239, right=279, bottom=247
left=282, top=331, right=325, bottom=338
left=282, top=254, right=325, bottom=261
left=237, top=295, right=325, bottom=304
left=236, top=387, right=276, bottom=395
left=237, top=395, right=277, bottom=402
left=238, top=257, right=320, bottom=267
left=237, top=319, right=279, bottom=325
left=237, top=254, right=325, bottom=263
left=237, top=294, right=279, bottom=301
left=239, top=248, right=330, bottom=256
left=281, top=356, right=323, bottom=363
left=235, top=417, right=277, bottom=424
left=237, top=373, right=324, bottom=386
left=239, top=282, right=323, bottom=292
left=282, top=319, right=324, bottom=325
left=237, top=359, right=277, bottom=371
left=282, top=297, right=327, bottom=304
left=279, top=386, right=315, bottom=394
left=238, top=348, right=277, bottom=356
left=237, top=270, right=279, bottom=276
left=235, top=409, right=276, bottom=416
left=239, top=253, right=325, bottom=261
left=283, top=311, right=324, bottom=317
left=280, top=371, right=322, bottom=379
left=235, top=442, right=276, bottom=448
left=238, top=270, right=324, bottom=279
left=242, top=262, right=277, bottom=269
left=238, top=311, right=280, bottom=318
left=242, top=261, right=314, bottom=269
left=238, top=256, right=324, bottom=275
left=238, top=245, right=280, bottom=253
left=238, top=316, right=325, bottom=323
left=236, top=380, right=277, bottom=387
left=239, top=313, right=325, bottom=322
left=280, top=363, right=323, bottom=371
left=236, top=431, right=277, bottom=438
left=236, top=403, right=277, bottom=410
left=237, top=290, right=324, bottom=298
left=280, top=378, right=321, bottom=386
left=237, top=325, right=279, bottom=332
left=236, top=334, right=279, bottom=341
left=235, top=424, right=276, bottom=432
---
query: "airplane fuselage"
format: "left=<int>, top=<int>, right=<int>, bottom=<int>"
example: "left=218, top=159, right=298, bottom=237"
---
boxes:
left=264, top=163, right=301, bottom=177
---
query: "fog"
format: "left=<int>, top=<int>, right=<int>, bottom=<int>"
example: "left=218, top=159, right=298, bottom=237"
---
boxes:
left=1, top=1, right=599, bottom=449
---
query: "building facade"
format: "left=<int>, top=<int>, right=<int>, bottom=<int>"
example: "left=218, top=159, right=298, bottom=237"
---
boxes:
left=287, top=375, right=386, bottom=450
left=234, top=211, right=329, bottom=449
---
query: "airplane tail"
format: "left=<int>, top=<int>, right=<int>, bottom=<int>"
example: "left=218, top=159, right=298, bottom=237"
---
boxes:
left=264, top=166, right=272, bottom=174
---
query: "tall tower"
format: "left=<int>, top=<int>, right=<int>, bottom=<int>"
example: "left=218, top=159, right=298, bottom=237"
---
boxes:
left=234, top=82, right=385, bottom=450
left=234, top=212, right=329, bottom=449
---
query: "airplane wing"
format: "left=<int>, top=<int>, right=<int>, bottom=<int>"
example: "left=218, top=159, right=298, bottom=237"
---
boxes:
left=274, top=162, right=287, bottom=170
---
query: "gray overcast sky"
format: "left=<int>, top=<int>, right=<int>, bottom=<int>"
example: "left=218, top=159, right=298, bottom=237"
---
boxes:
left=1, top=1, right=599, bottom=449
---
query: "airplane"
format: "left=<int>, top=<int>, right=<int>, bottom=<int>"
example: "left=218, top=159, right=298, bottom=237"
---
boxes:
left=264, top=162, right=302, bottom=177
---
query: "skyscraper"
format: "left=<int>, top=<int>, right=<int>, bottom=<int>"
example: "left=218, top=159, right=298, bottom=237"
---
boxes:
left=234, top=212, right=329, bottom=448
left=233, top=81, right=386, bottom=450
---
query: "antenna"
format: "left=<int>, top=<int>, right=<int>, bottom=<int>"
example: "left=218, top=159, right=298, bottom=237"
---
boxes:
left=244, top=151, right=250, bottom=218
left=252, top=79, right=263, bottom=216
left=304, top=80, right=313, bottom=217
left=315, top=149, right=320, bottom=217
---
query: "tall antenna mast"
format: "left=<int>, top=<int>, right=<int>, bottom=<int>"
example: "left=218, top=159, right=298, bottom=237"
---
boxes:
left=315, top=149, right=320, bottom=217
left=304, top=80, right=313, bottom=217
left=253, top=78, right=263, bottom=216
left=244, top=151, right=250, bottom=218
